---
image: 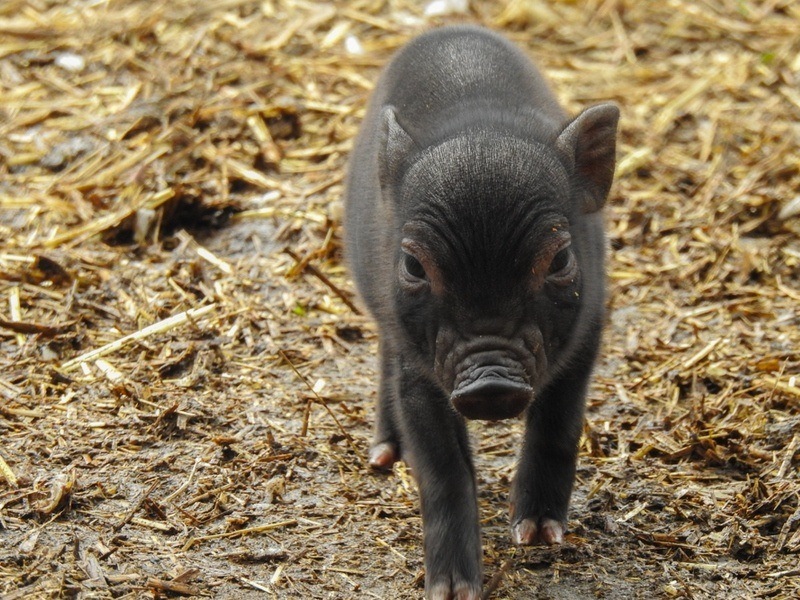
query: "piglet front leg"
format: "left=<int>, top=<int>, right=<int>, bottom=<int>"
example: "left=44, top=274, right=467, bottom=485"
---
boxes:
left=369, top=337, right=402, bottom=470
left=511, top=349, right=597, bottom=546
left=396, top=363, right=483, bottom=600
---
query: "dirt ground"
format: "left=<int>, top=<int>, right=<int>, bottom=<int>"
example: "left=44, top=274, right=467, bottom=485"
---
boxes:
left=1, top=0, right=799, bottom=599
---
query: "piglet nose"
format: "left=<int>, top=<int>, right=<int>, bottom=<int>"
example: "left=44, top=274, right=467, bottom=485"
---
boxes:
left=451, top=378, right=532, bottom=421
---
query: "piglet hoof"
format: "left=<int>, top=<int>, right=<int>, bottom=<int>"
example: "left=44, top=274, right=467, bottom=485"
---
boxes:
left=368, top=442, right=399, bottom=471
left=428, top=579, right=482, bottom=600
left=511, top=517, right=564, bottom=546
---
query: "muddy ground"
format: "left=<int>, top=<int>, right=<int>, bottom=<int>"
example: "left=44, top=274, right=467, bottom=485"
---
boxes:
left=1, top=1, right=799, bottom=599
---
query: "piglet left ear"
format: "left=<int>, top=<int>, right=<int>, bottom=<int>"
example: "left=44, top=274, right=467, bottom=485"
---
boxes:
left=378, top=106, right=415, bottom=189
left=555, top=103, right=620, bottom=214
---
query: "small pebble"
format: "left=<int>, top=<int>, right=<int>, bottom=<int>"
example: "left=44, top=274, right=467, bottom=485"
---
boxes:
left=55, top=52, right=86, bottom=72
left=424, top=0, right=469, bottom=17
left=344, top=35, right=363, bottom=56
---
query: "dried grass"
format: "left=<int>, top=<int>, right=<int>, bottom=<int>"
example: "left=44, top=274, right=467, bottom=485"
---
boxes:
left=1, top=0, right=799, bottom=598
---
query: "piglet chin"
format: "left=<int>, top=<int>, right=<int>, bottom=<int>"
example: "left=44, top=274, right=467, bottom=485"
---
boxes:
left=450, top=378, right=532, bottom=421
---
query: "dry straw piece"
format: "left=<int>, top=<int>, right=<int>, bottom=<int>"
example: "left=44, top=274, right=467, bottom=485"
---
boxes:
left=1, top=0, right=799, bottom=598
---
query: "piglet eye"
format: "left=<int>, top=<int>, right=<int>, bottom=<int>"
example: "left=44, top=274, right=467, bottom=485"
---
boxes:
left=546, top=247, right=577, bottom=284
left=402, top=252, right=427, bottom=281
left=549, top=248, right=571, bottom=274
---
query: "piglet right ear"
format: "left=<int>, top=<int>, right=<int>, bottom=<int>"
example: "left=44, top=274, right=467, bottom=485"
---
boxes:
left=555, top=103, right=620, bottom=214
left=378, top=106, right=415, bottom=187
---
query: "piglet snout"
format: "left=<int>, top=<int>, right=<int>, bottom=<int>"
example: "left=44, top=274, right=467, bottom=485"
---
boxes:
left=451, top=376, right=532, bottom=420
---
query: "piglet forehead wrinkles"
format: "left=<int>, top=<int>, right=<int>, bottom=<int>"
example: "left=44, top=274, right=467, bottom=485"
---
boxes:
left=402, top=133, right=569, bottom=209
left=401, top=214, right=571, bottom=287
left=398, top=137, right=571, bottom=283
